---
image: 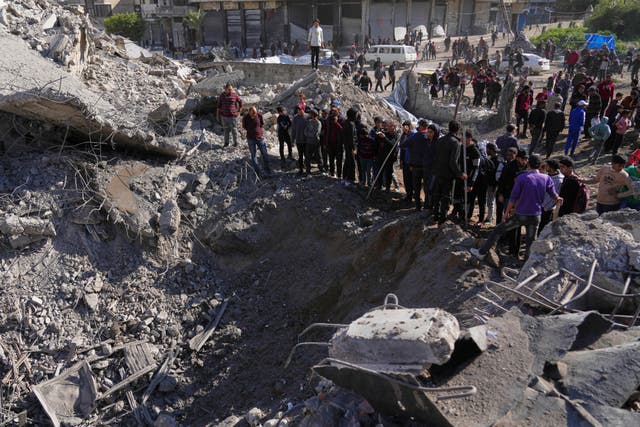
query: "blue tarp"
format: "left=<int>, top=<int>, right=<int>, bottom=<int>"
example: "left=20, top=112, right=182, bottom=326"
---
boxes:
left=584, top=34, right=616, bottom=50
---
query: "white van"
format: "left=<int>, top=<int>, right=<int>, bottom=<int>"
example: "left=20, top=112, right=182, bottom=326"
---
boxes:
left=364, top=45, right=417, bottom=67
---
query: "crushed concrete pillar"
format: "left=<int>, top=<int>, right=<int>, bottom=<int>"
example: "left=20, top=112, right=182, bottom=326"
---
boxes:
left=0, top=214, right=56, bottom=248
left=329, top=308, right=460, bottom=371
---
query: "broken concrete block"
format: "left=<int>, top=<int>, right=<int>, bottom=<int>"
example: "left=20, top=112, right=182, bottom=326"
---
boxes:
left=0, top=214, right=56, bottom=237
left=244, top=407, right=265, bottom=427
left=84, top=293, right=99, bottom=312
left=41, top=13, right=57, bottom=29
left=329, top=308, right=460, bottom=371
left=159, top=200, right=180, bottom=235
left=561, top=341, right=640, bottom=407
left=148, top=100, right=184, bottom=124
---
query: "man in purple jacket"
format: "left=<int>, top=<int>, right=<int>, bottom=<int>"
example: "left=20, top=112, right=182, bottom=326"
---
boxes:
left=471, top=154, right=563, bottom=260
left=242, top=106, right=271, bottom=177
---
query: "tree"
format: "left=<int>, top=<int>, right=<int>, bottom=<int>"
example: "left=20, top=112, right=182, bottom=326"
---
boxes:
left=587, top=0, right=640, bottom=40
left=183, top=10, right=205, bottom=48
left=104, top=12, right=146, bottom=42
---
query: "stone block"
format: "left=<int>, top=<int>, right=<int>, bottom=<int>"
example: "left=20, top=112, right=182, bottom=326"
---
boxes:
left=329, top=307, right=460, bottom=371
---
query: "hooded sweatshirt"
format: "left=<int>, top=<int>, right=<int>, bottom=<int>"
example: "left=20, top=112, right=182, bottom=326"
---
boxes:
left=589, top=116, right=611, bottom=141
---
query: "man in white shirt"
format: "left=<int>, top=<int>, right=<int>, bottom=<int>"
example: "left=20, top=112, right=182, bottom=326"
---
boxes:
left=308, top=19, right=324, bottom=70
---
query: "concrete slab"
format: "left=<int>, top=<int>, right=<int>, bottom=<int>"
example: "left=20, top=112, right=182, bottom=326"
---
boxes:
left=329, top=308, right=460, bottom=371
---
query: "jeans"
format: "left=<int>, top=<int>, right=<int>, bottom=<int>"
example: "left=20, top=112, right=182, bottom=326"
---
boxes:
left=247, top=139, right=271, bottom=175
left=480, top=214, right=541, bottom=258
left=360, top=159, right=374, bottom=185
left=564, top=127, right=581, bottom=156
left=222, top=116, right=239, bottom=147
left=310, top=46, right=320, bottom=69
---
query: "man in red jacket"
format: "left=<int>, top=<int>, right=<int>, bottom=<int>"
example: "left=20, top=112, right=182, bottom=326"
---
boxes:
left=597, top=74, right=615, bottom=117
left=566, top=49, right=580, bottom=76
left=515, top=85, right=532, bottom=139
left=242, top=107, right=271, bottom=177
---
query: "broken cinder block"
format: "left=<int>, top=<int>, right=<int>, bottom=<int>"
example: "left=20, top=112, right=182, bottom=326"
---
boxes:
left=329, top=307, right=460, bottom=371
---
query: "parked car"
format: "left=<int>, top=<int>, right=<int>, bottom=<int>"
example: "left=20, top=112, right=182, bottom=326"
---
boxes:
left=491, top=53, right=550, bottom=74
left=364, top=45, right=417, bottom=67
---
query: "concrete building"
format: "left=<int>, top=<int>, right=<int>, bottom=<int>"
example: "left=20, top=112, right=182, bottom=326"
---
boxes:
left=188, top=0, right=534, bottom=51
left=138, top=0, right=198, bottom=49
left=65, top=1, right=137, bottom=18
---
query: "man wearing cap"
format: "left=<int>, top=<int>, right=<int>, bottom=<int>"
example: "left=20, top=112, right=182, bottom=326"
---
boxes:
left=217, top=83, right=243, bottom=148
left=471, top=154, right=562, bottom=261
left=308, top=19, right=324, bottom=70
left=565, top=100, right=586, bottom=156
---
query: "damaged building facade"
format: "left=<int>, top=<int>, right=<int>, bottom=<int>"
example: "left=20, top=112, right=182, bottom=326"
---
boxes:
left=188, top=0, right=533, bottom=50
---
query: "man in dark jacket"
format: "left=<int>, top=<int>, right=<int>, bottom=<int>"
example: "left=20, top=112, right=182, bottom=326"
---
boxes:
left=543, top=102, right=565, bottom=158
left=407, top=119, right=430, bottom=211
left=342, top=108, right=358, bottom=183
left=557, top=156, right=581, bottom=217
left=584, top=86, right=602, bottom=139
left=291, top=106, right=308, bottom=174
left=496, top=149, right=528, bottom=254
left=276, top=106, right=293, bottom=168
left=385, top=61, right=397, bottom=91
left=399, top=120, right=417, bottom=203
left=242, top=106, right=271, bottom=176
left=495, top=124, right=519, bottom=158
left=528, top=100, right=547, bottom=156
left=374, top=121, right=398, bottom=191
left=423, top=123, right=440, bottom=210
left=432, top=121, right=466, bottom=224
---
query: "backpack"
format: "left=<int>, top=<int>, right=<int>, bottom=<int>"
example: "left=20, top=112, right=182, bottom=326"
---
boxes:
left=573, top=176, right=590, bottom=214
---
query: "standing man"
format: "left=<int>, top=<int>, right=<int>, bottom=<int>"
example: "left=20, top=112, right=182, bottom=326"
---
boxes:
left=241, top=107, right=271, bottom=177
left=291, top=106, right=307, bottom=174
left=407, top=119, right=429, bottom=211
left=399, top=120, right=417, bottom=203
left=471, top=154, right=562, bottom=261
left=432, top=121, right=467, bottom=224
left=495, top=124, right=519, bottom=158
left=217, top=83, right=243, bottom=148
left=303, top=109, right=323, bottom=174
left=543, top=102, right=565, bottom=159
left=528, top=99, right=547, bottom=156
left=308, top=19, right=324, bottom=70
left=384, top=61, right=397, bottom=91
left=276, top=106, right=293, bottom=168
left=565, top=100, right=586, bottom=156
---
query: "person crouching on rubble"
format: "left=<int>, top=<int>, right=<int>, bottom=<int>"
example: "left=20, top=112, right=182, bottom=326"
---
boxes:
left=242, top=107, right=272, bottom=177
left=470, top=154, right=562, bottom=262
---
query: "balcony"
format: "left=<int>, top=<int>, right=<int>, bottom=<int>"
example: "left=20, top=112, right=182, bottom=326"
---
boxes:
left=140, top=4, right=197, bottom=19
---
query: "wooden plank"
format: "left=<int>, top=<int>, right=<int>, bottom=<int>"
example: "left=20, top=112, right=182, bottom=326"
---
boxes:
left=189, top=299, right=229, bottom=352
left=98, top=364, right=156, bottom=400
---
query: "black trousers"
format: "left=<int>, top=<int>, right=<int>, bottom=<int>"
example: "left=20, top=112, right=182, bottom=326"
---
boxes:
left=343, top=150, right=356, bottom=182
left=385, top=77, right=396, bottom=91
left=402, top=163, right=414, bottom=201
left=411, top=167, right=425, bottom=207
left=296, top=143, right=306, bottom=172
left=305, top=144, right=323, bottom=172
left=310, top=46, right=320, bottom=69
left=544, top=131, right=560, bottom=158
left=468, top=177, right=488, bottom=221
left=432, top=175, right=455, bottom=222
left=537, top=210, right=553, bottom=237
left=328, top=149, right=343, bottom=177
left=278, top=132, right=292, bottom=160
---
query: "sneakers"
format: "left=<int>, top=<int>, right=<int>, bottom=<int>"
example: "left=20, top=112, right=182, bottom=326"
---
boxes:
left=470, top=248, right=486, bottom=261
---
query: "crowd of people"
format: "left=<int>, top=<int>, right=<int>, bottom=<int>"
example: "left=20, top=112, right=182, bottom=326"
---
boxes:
left=215, top=35, right=640, bottom=263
